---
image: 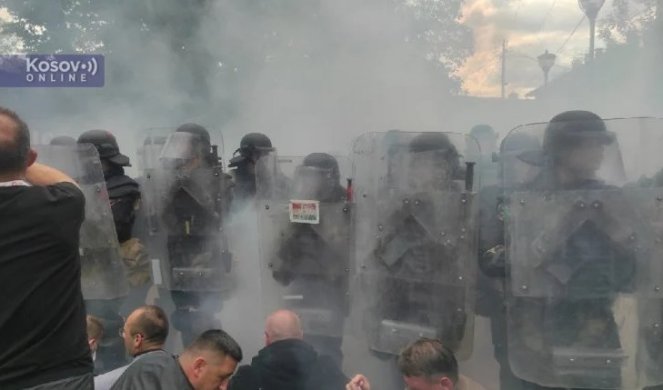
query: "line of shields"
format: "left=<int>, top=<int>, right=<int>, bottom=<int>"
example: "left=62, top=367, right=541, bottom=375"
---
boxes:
left=254, top=118, right=663, bottom=389
left=254, top=131, right=480, bottom=363
left=34, top=116, right=663, bottom=389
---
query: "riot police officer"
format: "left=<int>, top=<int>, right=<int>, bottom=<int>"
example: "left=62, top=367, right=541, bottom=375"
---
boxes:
left=157, top=123, right=233, bottom=346
left=351, top=130, right=478, bottom=389
left=228, top=132, right=274, bottom=203
left=77, top=129, right=144, bottom=373
left=494, top=111, right=637, bottom=389
left=78, top=130, right=142, bottom=249
left=373, top=132, right=468, bottom=348
left=270, top=152, right=350, bottom=364
left=357, top=131, right=476, bottom=352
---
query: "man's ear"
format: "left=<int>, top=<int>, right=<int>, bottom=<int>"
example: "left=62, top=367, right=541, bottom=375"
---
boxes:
left=439, top=376, right=454, bottom=390
left=193, top=357, right=207, bottom=376
left=26, top=149, right=37, bottom=167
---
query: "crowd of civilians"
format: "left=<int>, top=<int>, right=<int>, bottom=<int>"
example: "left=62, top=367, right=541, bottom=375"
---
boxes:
left=0, top=106, right=477, bottom=390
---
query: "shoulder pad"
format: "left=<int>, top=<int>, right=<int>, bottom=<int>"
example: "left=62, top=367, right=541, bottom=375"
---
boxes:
left=106, top=174, right=141, bottom=198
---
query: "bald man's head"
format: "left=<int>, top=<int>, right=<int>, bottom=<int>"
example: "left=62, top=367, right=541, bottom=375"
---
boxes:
left=264, top=310, right=304, bottom=345
left=0, top=106, right=31, bottom=176
left=122, top=305, right=169, bottom=356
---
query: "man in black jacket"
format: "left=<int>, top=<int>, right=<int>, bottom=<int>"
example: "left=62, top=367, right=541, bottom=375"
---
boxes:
left=228, top=310, right=348, bottom=390
left=0, top=106, right=93, bottom=389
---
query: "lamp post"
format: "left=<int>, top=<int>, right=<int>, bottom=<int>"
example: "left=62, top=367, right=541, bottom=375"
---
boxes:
left=578, top=0, right=606, bottom=62
left=537, top=50, right=556, bottom=86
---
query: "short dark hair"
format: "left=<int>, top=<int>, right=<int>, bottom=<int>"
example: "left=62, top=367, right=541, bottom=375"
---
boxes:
left=86, top=315, right=104, bottom=340
left=132, top=305, right=169, bottom=345
left=187, top=329, right=243, bottom=362
left=0, top=106, right=30, bottom=174
left=397, top=338, right=459, bottom=384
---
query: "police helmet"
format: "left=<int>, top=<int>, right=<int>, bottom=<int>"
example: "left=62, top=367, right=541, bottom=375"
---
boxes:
left=408, top=132, right=462, bottom=178
left=229, top=132, right=273, bottom=168
left=543, top=110, right=612, bottom=155
left=409, top=132, right=460, bottom=156
left=78, top=129, right=131, bottom=167
left=302, top=152, right=341, bottom=181
left=240, top=132, right=272, bottom=155
left=176, top=123, right=211, bottom=149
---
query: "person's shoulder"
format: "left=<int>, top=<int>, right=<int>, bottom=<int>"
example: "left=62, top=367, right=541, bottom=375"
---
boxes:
left=107, top=174, right=139, bottom=187
left=227, top=364, right=258, bottom=390
left=30, top=182, right=84, bottom=207
left=111, top=352, right=174, bottom=389
left=310, top=355, right=347, bottom=388
left=94, top=365, right=130, bottom=390
left=123, top=350, right=172, bottom=372
left=107, top=175, right=141, bottom=197
left=40, top=181, right=82, bottom=195
left=45, top=181, right=83, bottom=194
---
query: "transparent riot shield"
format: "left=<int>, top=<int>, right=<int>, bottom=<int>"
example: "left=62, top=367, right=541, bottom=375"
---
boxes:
left=135, top=127, right=173, bottom=238
left=352, top=131, right=479, bottom=359
left=256, top=151, right=354, bottom=343
left=136, top=127, right=172, bottom=173
left=34, top=144, right=128, bottom=299
left=502, top=116, right=663, bottom=389
left=149, top=131, right=234, bottom=293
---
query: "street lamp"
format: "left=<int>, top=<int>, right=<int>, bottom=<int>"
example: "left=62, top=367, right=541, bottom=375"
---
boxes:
left=537, top=50, right=556, bottom=86
left=578, top=0, right=606, bottom=62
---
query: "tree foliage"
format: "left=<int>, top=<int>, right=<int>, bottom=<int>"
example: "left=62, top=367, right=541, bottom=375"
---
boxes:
left=1, top=0, right=474, bottom=123
left=599, top=0, right=658, bottom=47
left=2, top=0, right=472, bottom=87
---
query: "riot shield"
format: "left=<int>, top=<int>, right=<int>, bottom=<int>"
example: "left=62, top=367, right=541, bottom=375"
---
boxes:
left=135, top=127, right=172, bottom=238
left=502, top=116, right=663, bottom=389
left=34, top=144, right=128, bottom=299
left=352, top=131, right=479, bottom=359
left=256, top=151, right=354, bottom=341
left=136, top=127, right=172, bottom=173
left=149, top=131, right=234, bottom=293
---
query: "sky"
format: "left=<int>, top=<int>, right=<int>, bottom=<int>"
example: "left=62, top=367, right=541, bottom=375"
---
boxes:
left=458, top=0, right=615, bottom=97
